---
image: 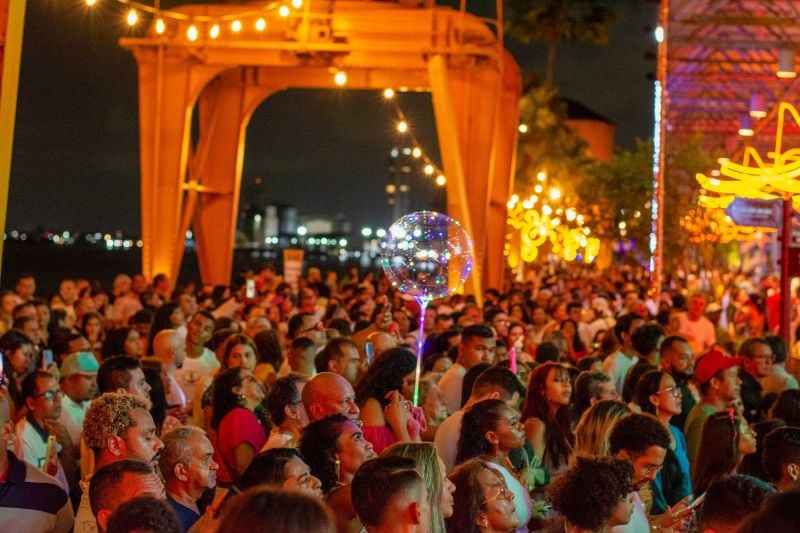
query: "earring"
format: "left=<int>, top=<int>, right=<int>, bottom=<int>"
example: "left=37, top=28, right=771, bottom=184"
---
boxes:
left=334, top=458, right=341, bottom=481
left=238, top=394, right=246, bottom=403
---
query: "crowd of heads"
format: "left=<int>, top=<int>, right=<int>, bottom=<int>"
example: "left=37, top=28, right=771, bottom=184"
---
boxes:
left=1, top=265, right=800, bottom=532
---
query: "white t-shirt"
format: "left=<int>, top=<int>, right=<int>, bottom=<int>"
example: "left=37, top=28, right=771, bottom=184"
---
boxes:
left=58, top=394, right=89, bottom=447
left=434, top=409, right=465, bottom=474
left=438, top=363, right=467, bottom=415
left=174, top=348, right=220, bottom=404
left=604, top=351, right=639, bottom=396
left=14, top=417, right=69, bottom=493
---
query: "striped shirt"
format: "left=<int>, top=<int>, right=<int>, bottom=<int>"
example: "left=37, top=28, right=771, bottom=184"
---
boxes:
left=0, top=452, right=74, bottom=532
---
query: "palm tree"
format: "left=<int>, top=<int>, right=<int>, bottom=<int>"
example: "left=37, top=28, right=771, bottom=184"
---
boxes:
left=506, top=0, right=616, bottom=86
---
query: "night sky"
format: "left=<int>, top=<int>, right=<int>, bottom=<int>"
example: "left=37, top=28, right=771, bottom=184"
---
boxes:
left=7, top=0, right=657, bottom=235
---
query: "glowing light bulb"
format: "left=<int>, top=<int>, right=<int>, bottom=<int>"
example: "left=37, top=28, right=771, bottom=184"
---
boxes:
left=549, top=188, right=561, bottom=200
left=383, top=88, right=395, bottom=99
left=292, top=0, right=303, bottom=7
left=187, top=25, right=198, bottom=41
left=397, top=121, right=408, bottom=133
left=518, top=124, right=528, bottom=133
left=537, top=171, right=546, bottom=181
left=155, top=19, right=165, bottom=34
left=436, top=175, right=446, bottom=186
left=334, top=71, right=347, bottom=86
left=542, top=205, right=552, bottom=216
left=534, top=184, right=543, bottom=194
left=424, top=164, right=435, bottom=175
left=255, top=18, right=266, bottom=31
left=209, top=24, right=220, bottom=38
left=85, top=0, right=97, bottom=7
left=127, top=9, right=138, bottom=26
left=231, top=20, right=242, bottom=32
left=412, top=147, right=422, bottom=158
left=279, top=5, right=290, bottom=17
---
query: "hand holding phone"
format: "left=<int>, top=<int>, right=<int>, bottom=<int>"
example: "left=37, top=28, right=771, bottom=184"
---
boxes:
left=365, top=342, right=374, bottom=366
left=686, top=492, right=706, bottom=511
left=42, top=350, right=54, bottom=370
left=245, top=279, right=256, bottom=299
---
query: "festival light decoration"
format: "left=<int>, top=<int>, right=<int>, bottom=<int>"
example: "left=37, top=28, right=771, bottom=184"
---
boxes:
left=506, top=193, right=600, bottom=264
left=681, top=207, right=774, bottom=244
left=696, top=100, right=800, bottom=344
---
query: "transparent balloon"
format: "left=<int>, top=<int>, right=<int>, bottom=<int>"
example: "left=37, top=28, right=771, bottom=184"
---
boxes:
left=380, top=211, right=474, bottom=304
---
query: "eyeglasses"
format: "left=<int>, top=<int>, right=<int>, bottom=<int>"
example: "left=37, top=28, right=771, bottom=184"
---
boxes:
left=642, top=464, right=664, bottom=476
left=481, top=484, right=512, bottom=506
left=36, top=389, right=63, bottom=400
left=654, top=386, right=682, bottom=398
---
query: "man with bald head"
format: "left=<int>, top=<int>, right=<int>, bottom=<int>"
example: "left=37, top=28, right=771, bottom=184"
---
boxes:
left=152, top=329, right=187, bottom=409
left=301, top=372, right=360, bottom=422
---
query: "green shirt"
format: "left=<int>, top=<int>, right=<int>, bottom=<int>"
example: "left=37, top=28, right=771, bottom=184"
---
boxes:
left=684, top=401, right=718, bottom=466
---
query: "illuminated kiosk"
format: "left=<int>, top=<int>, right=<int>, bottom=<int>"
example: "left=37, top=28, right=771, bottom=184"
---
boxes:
left=120, top=0, right=521, bottom=295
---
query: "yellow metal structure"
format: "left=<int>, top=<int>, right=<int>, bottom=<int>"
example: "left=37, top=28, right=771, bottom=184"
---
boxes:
left=120, top=0, right=521, bottom=294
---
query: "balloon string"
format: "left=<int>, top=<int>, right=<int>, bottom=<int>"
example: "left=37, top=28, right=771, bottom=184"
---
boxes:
left=413, top=297, right=431, bottom=407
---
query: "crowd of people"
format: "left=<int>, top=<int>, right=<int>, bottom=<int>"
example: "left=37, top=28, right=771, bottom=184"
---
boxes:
left=0, top=263, right=799, bottom=533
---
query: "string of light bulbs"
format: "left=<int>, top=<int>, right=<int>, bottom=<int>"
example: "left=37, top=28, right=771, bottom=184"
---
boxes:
left=87, top=0, right=306, bottom=38
left=381, top=88, right=447, bottom=188
left=83, top=0, right=446, bottom=186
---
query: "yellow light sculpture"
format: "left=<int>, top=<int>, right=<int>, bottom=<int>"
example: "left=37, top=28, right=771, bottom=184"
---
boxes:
left=506, top=194, right=600, bottom=264
left=695, top=101, right=800, bottom=343
left=682, top=207, right=774, bottom=244
left=696, top=102, right=800, bottom=199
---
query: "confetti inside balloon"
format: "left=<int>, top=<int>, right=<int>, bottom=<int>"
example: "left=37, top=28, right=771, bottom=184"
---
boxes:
left=380, top=211, right=474, bottom=304
left=381, top=211, right=474, bottom=405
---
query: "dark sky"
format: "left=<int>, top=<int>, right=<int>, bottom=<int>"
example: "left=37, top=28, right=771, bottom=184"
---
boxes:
left=8, top=0, right=657, bottom=235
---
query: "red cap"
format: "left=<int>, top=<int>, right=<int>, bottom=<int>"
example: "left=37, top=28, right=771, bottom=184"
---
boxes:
left=694, top=348, right=743, bottom=385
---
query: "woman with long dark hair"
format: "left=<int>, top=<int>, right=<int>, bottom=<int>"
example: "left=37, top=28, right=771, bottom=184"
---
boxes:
left=300, top=414, right=376, bottom=533
left=354, top=347, right=419, bottom=453
left=559, top=319, right=587, bottom=363
left=521, top=362, right=573, bottom=486
left=456, top=399, right=531, bottom=532
left=210, top=367, right=266, bottom=486
left=634, top=370, right=692, bottom=514
left=692, top=410, right=757, bottom=495
left=101, top=326, right=142, bottom=360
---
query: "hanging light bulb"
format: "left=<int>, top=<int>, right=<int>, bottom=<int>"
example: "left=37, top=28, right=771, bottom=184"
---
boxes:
left=411, top=147, right=422, bottom=158
left=397, top=121, right=408, bottom=133
left=155, top=18, right=166, bottom=35
left=738, top=114, right=754, bottom=136
left=292, top=0, right=303, bottom=7
left=187, top=24, right=199, bottom=41
left=231, top=20, right=242, bottom=33
left=126, top=9, right=138, bottom=26
left=279, top=5, right=290, bottom=17
left=255, top=18, right=266, bottom=31
left=85, top=0, right=97, bottom=7
left=383, top=88, right=395, bottom=99
left=518, top=124, right=528, bottom=133
left=209, top=24, right=220, bottom=39
left=436, top=175, right=446, bottom=186
left=749, top=93, right=767, bottom=118
left=777, top=47, right=797, bottom=79
left=424, top=164, right=434, bottom=175
left=334, top=71, right=347, bottom=86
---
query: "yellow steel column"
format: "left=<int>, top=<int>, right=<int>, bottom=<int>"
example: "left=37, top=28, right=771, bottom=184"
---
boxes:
left=0, top=0, right=26, bottom=276
left=485, top=51, right=521, bottom=292
left=429, top=54, right=502, bottom=300
left=133, top=49, right=220, bottom=285
left=192, top=68, right=278, bottom=286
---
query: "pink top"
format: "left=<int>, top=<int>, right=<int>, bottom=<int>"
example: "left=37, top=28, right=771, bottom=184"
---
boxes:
left=361, top=407, right=428, bottom=455
left=212, top=407, right=266, bottom=484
